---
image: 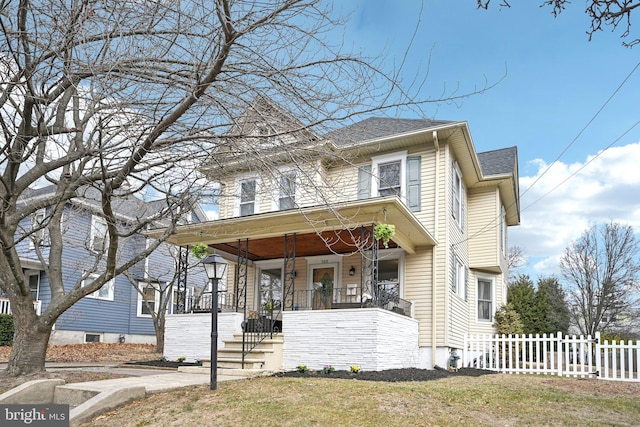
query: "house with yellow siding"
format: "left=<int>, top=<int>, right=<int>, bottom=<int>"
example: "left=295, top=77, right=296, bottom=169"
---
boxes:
left=157, top=99, right=520, bottom=371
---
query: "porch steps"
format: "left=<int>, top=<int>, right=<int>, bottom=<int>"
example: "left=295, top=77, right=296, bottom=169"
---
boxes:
left=214, top=333, right=284, bottom=370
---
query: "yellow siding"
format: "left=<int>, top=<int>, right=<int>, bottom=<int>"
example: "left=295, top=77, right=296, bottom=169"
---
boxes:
left=404, top=249, right=433, bottom=346
left=468, top=188, right=500, bottom=269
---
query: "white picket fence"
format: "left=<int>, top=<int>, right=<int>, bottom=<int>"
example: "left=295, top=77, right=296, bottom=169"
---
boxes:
left=463, top=332, right=640, bottom=382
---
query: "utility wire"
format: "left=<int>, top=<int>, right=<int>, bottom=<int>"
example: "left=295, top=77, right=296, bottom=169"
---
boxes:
left=453, top=61, right=640, bottom=247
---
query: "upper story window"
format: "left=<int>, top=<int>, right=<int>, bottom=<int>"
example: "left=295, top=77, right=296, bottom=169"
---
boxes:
left=378, top=161, right=401, bottom=196
left=30, top=209, right=49, bottom=248
left=360, top=152, right=421, bottom=212
left=83, top=273, right=115, bottom=301
left=90, top=215, right=108, bottom=253
left=452, top=162, right=465, bottom=229
left=239, top=179, right=257, bottom=216
left=371, top=153, right=406, bottom=198
left=278, top=171, right=297, bottom=210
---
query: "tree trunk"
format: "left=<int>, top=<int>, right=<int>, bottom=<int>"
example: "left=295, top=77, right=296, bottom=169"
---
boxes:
left=154, top=318, right=165, bottom=354
left=4, top=300, right=52, bottom=376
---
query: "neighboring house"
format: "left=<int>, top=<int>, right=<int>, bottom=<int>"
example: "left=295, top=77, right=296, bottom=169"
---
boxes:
left=157, top=98, right=520, bottom=370
left=1, top=185, right=208, bottom=345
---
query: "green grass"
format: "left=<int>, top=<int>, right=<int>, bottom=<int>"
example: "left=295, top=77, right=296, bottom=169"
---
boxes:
left=83, top=374, right=640, bottom=426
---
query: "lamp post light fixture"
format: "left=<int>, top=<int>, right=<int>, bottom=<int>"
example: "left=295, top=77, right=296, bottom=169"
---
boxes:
left=202, top=253, right=228, bottom=391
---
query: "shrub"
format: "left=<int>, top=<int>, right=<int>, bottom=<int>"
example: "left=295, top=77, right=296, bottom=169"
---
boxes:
left=0, top=314, right=14, bottom=346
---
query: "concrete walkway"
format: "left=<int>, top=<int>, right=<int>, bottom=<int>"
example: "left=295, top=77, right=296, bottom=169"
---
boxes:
left=0, top=362, right=270, bottom=426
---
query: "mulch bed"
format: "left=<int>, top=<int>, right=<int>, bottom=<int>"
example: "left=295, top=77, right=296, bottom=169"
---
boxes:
left=274, top=367, right=497, bottom=382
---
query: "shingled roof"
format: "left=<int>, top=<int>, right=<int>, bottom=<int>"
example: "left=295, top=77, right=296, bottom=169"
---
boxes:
left=326, top=117, right=452, bottom=146
left=477, top=146, right=518, bottom=177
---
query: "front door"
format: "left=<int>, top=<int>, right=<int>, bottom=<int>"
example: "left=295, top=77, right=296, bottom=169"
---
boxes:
left=309, top=264, right=337, bottom=309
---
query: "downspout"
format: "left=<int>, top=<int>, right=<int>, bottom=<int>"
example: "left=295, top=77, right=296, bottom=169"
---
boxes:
left=431, top=131, right=440, bottom=367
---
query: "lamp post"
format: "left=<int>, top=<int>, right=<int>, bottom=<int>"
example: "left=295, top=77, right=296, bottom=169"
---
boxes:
left=202, top=253, right=228, bottom=391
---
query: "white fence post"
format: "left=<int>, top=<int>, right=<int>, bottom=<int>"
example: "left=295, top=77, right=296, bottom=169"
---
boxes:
left=595, top=332, right=601, bottom=379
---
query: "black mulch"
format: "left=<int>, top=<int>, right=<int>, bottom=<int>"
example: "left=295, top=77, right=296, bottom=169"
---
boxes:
left=273, top=367, right=497, bottom=382
left=124, top=360, right=202, bottom=369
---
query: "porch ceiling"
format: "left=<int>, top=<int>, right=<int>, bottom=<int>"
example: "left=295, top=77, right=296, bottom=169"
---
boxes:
left=152, top=197, right=437, bottom=260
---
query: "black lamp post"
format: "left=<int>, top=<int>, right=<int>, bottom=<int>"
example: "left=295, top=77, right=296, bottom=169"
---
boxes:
left=202, top=253, right=228, bottom=391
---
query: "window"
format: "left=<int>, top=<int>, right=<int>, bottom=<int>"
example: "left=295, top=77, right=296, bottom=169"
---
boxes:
left=378, top=161, right=401, bottom=196
left=278, top=171, right=297, bottom=210
left=30, top=209, right=49, bottom=248
left=27, top=271, right=40, bottom=300
left=372, top=153, right=406, bottom=198
left=452, top=257, right=466, bottom=299
left=138, top=282, right=160, bottom=316
left=85, top=333, right=101, bottom=343
left=452, top=163, right=465, bottom=228
left=239, top=179, right=257, bottom=216
left=378, top=258, right=400, bottom=301
left=90, top=216, right=108, bottom=253
left=362, top=153, right=421, bottom=211
left=82, top=273, right=115, bottom=301
left=259, top=268, right=283, bottom=311
left=477, top=278, right=493, bottom=322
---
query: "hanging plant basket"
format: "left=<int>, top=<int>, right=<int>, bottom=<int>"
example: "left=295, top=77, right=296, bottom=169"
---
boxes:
left=191, top=243, right=209, bottom=259
left=374, top=223, right=396, bottom=248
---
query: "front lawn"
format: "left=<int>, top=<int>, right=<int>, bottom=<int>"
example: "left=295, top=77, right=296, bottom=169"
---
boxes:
left=83, top=373, right=640, bottom=426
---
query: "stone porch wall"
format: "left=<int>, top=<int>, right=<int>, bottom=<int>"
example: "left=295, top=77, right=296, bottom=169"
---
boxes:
left=164, top=312, right=243, bottom=362
left=282, top=308, right=419, bottom=371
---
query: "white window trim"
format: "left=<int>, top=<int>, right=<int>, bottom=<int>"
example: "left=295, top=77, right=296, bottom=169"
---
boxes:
left=29, top=209, right=48, bottom=249
left=90, top=215, right=108, bottom=253
left=272, top=168, right=299, bottom=211
left=452, top=257, right=466, bottom=299
left=371, top=151, right=407, bottom=198
left=137, top=281, right=162, bottom=317
left=452, top=162, right=464, bottom=228
left=476, top=274, right=495, bottom=323
left=82, top=273, right=115, bottom=301
left=26, top=270, right=40, bottom=301
left=234, top=175, right=260, bottom=217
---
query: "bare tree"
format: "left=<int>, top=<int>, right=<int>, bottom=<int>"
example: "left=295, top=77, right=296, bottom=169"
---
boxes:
left=0, top=0, right=493, bottom=376
left=507, top=245, right=527, bottom=280
left=560, top=222, right=640, bottom=336
left=477, top=0, right=640, bottom=46
left=124, top=244, right=207, bottom=354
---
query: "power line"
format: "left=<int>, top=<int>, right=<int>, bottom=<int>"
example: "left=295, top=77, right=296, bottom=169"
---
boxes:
left=454, top=61, right=640, bottom=248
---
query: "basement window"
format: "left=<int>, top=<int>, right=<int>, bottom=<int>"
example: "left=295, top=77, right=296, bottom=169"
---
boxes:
left=85, top=333, right=101, bottom=343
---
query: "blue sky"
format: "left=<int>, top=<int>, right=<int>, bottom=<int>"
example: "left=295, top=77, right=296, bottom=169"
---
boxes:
left=340, top=1, right=640, bottom=278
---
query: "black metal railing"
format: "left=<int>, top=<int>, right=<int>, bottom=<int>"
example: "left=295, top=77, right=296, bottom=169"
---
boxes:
left=186, top=292, right=237, bottom=314
left=184, top=288, right=412, bottom=317
left=289, top=287, right=412, bottom=317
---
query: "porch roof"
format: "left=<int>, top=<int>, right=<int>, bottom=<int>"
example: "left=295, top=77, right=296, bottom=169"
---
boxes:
left=152, top=197, right=437, bottom=261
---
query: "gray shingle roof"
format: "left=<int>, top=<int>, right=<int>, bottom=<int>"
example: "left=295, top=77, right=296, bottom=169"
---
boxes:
left=21, top=184, right=164, bottom=219
left=477, top=146, right=518, bottom=176
left=326, top=117, right=452, bottom=146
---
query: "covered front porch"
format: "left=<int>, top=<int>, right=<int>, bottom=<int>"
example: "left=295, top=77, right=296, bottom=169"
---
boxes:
left=155, top=197, right=436, bottom=370
left=162, top=197, right=435, bottom=317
